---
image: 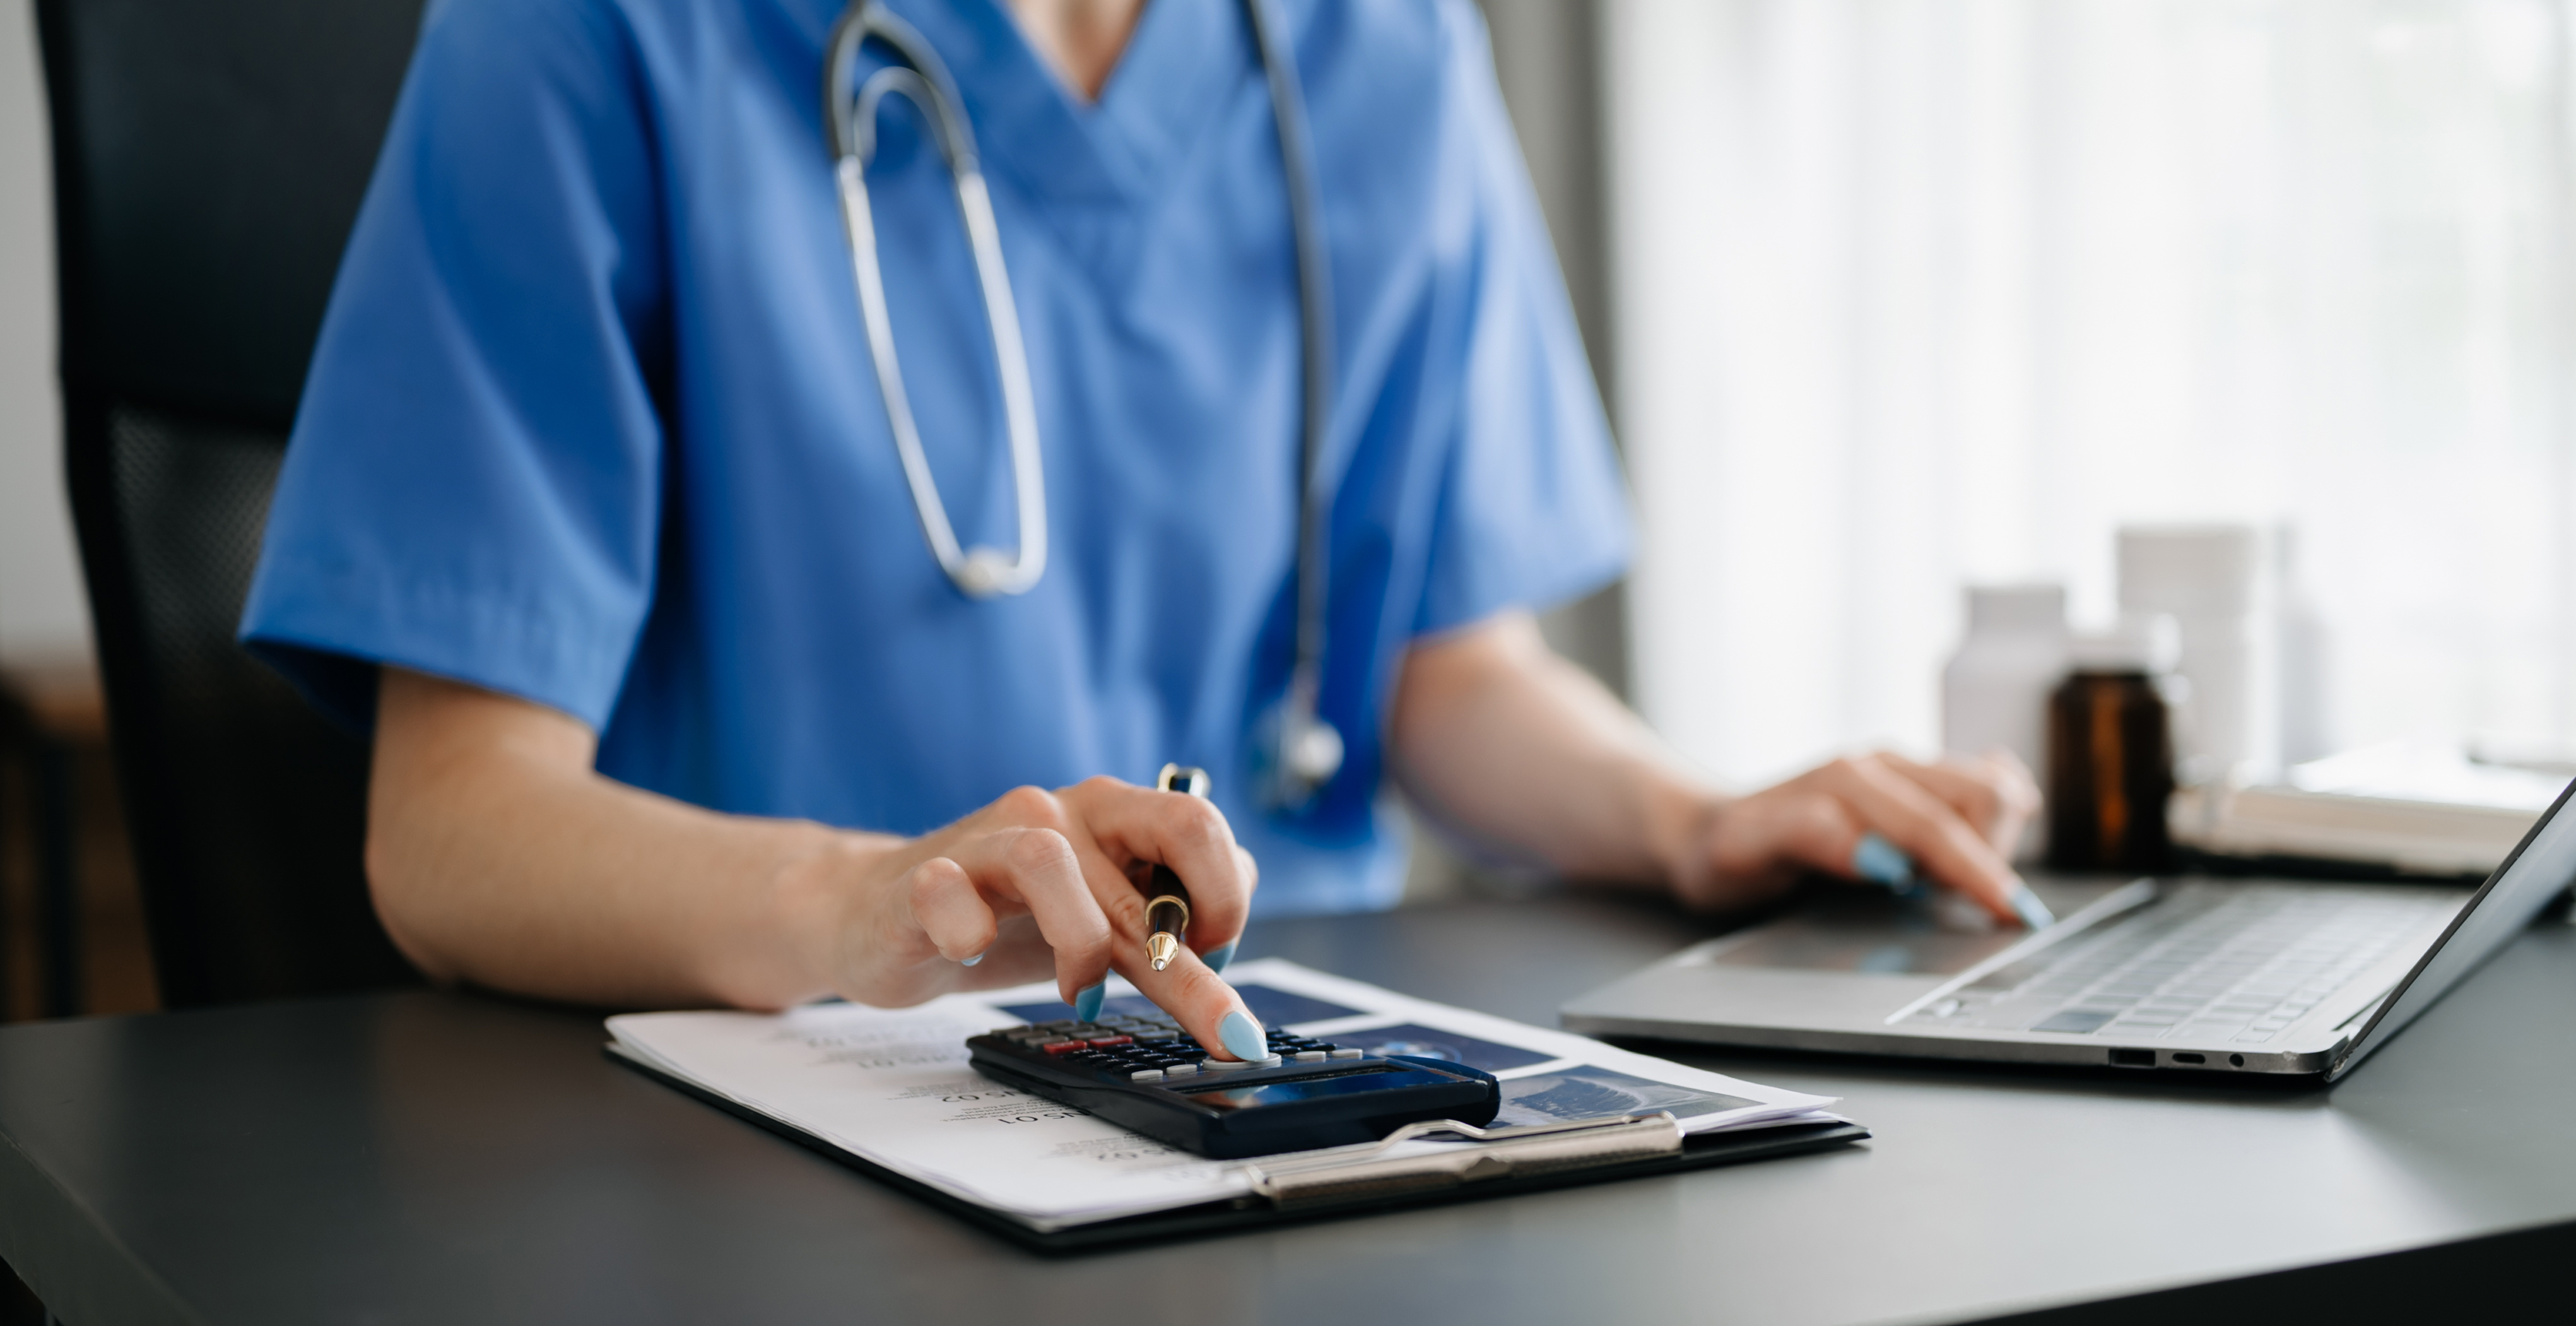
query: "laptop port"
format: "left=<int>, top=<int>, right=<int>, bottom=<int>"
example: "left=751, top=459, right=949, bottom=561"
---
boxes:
left=2108, top=1048, right=2154, bottom=1068
left=2171, top=1052, right=2206, bottom=1065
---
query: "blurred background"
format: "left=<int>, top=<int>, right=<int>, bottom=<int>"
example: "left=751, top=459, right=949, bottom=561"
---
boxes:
left=6, top=0, right=2575, bottom=1015
left=1616, top=0, right=2576, bottom=786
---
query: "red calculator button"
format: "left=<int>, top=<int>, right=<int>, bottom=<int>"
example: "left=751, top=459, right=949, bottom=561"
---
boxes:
left=1040, top=1040, right=1086, bottom=1055
left=1086, top=1036, right=1133, bottom=1048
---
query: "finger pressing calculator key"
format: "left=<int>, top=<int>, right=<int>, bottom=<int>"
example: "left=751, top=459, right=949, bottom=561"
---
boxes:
left=966, top=1016, right=1499, bottom=1158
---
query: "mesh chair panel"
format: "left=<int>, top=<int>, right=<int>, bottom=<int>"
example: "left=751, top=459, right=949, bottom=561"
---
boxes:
left=99, top=405, right=413, bottom=1005
left=41, top=0, right=429, bottom=1006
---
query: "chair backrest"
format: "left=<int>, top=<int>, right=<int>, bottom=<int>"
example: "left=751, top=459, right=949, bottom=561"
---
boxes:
left=37, top=0, right=428, bottom=1007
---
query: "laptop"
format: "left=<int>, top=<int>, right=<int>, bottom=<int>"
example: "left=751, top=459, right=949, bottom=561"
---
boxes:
left=1562, top=778, right=2576, bottom=1082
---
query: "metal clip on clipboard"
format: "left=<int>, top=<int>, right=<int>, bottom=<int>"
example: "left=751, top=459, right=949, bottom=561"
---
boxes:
left=1240, top=1111, right=1686, bottom=1208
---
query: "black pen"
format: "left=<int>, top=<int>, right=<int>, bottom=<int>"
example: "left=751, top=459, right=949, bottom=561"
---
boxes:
left=1146, top=763, right=1211, bottom=971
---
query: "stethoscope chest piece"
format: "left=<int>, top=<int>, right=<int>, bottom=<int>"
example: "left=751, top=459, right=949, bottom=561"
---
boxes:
left=1279, top=706, right=1345, bottom=793
left=1258, top=682, right=1344, bottom=810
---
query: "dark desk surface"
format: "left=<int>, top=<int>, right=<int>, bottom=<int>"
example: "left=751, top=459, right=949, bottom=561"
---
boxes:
left=3, top=889, right=2572, bottom=1326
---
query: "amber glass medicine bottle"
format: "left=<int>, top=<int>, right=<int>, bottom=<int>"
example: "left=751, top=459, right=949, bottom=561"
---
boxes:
left=2045, top=619, right=2180, bottom=872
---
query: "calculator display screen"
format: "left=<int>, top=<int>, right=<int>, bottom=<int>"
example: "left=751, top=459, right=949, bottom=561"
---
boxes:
left=1176, top=1067, right=1454, bottom=1112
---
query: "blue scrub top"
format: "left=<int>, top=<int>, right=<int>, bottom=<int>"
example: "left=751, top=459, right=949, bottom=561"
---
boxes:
left=241, top=0, right=1630, bottom=915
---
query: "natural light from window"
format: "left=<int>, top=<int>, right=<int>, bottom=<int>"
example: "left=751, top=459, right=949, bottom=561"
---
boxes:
left=1611, top=0, right=2576, bottom=786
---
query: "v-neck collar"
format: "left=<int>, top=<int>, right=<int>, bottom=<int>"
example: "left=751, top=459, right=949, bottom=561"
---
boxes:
left=874, top=0, right=1250, bottom=211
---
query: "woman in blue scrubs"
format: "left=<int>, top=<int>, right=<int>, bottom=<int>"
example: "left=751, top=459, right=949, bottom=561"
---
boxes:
left=241, top=0, right=2037, bottom=1062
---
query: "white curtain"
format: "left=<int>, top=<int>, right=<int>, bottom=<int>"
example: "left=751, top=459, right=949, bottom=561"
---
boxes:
left=1609, top=0, right=2576, bottom=786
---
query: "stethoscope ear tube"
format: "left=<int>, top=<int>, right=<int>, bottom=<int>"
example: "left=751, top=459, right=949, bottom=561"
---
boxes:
left=821, top=0, right=1343, bottom=799
left=826, top=2, right=1045, bottom=598
left=823, top=3, right=973, bottom=169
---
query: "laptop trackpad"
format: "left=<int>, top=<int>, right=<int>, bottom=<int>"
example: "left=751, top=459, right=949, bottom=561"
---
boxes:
left=1702, top=889, right=2028, bottom=977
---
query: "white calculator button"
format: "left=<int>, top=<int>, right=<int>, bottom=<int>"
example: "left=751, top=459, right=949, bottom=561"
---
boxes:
left=1165, top=1062, right=1199, bottom=1076
left=1130, top=1069, right=1165, bottom=1082
left=1292, top=1050, right=1327, bottom=1062
left=1203, top=1058, right=1253, bottom=1071
left=1328, top=1048, right=1365, bottom=1059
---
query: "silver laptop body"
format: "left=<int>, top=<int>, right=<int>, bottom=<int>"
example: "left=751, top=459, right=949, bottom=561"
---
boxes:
left=1563, top=780, right=2576, bottom=1081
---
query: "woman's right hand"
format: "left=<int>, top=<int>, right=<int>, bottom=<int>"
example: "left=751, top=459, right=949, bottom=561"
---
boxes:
left=367, top=668, right=1264, bottom=1048
left=777, top=776, right=1268, bottom=1062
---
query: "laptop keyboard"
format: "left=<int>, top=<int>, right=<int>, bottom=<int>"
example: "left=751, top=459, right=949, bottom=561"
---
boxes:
left=1902, top=885, right=2456, bottom=1044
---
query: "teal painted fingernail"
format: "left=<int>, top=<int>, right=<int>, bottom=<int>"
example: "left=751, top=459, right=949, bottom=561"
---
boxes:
left=2011, top=885, right=2057, bottom=930
left=960, top=950, right=984, bottom=967
left=1219, top=1009, right=1264, bottom=1062
left=1073, top=983, right=1105, bottom=1022
left=1203, top=940, right=1237, bottom=974
left=1853, top=832, right=1917, bottom=891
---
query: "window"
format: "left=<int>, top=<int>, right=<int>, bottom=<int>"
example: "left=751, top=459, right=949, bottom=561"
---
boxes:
left=1611, top=0, right=2576, bottom=784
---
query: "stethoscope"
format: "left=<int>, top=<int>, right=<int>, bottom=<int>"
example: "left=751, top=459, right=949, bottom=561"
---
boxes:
left=822, top=0, right=1346, bottom=807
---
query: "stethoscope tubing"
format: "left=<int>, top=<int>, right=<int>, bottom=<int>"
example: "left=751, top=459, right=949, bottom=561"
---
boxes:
left=1242, top=0, right=1341, bottom=791
left=826, top=6, right=1045, bottom=598
left=823, top=0, right=1343, bottom=802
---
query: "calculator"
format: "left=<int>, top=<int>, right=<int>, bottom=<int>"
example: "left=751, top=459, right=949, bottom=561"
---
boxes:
left=966, top=1010, right=1502, bottom=1159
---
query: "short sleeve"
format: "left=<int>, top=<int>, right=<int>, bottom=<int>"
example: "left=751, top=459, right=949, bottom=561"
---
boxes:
left=1409, top=4, right=1632, bottom=637
left=238, top=0, right=669, bottom=732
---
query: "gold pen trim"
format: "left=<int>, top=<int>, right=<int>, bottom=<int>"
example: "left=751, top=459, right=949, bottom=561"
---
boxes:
left=1148, top=766, right=1207, bottom=971
left=1145, top=893, right=1191, bottom=970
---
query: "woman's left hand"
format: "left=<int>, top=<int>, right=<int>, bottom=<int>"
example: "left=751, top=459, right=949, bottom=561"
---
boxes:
left=1671, top=750, right=2042, bottom=923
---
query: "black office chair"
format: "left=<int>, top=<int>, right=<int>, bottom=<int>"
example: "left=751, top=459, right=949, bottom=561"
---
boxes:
left=37, top=0, right=429, bottom=1007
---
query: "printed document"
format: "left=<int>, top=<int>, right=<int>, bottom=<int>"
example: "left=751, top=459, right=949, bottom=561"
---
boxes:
left=607, top=959, right=1840, bottom=1231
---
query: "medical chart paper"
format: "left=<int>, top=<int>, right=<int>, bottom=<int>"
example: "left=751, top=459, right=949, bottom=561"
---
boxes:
left=606, top=959, right=1840, bottom=1232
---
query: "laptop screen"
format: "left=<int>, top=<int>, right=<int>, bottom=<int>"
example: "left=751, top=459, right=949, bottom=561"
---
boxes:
left=2329, top=774, right=2576, bottom=1081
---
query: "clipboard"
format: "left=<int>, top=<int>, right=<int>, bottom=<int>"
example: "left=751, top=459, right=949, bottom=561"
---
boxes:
left=609, top=1046, right=1870, bottom=1252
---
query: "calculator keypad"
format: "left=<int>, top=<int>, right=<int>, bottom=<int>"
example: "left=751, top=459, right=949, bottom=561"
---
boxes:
left=986, top=1016, right=1355, bottom=1085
